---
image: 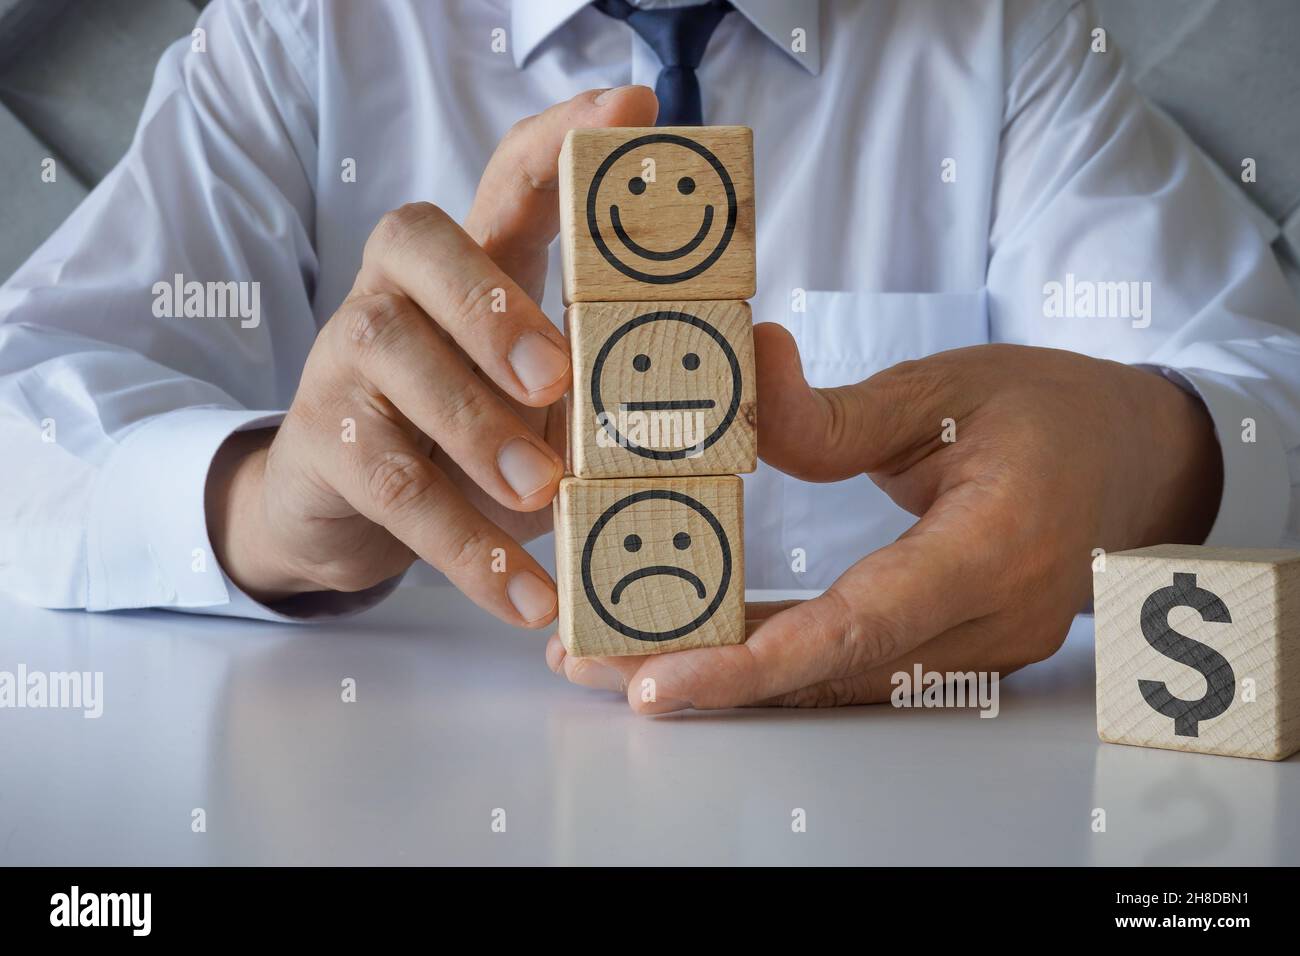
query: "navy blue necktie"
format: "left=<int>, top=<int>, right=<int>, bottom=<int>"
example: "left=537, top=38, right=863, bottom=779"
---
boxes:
left=593, top=0, right=733, bottom=126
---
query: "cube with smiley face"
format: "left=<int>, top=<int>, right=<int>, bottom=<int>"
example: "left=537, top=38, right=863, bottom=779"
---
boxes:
left=559, top=126, right=756, bottom=303
left=555, top=475, right=745, bottom=657
left=566, top=300, right=757, bottom=478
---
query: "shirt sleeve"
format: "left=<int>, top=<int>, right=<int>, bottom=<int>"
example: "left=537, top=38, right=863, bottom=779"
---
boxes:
left=0, top=0, right=398, bottom=620
left=986, top=0, right=1300, bottom=549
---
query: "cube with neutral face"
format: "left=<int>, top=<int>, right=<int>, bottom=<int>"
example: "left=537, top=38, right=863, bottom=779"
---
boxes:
left=565, top=300, right=756, bottom=479
left=1094, top=545, right=1300, bottom=761
left=554, top=476, right=745, bottom=658
left=559, top=126, right=756, bottom=303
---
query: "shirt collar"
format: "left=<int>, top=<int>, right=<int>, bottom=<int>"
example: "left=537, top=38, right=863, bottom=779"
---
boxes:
left=511, top=0, right=822, bottom=75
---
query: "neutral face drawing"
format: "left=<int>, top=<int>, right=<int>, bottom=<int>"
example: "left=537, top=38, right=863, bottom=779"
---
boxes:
left=590, top=310, right=743, bottom=460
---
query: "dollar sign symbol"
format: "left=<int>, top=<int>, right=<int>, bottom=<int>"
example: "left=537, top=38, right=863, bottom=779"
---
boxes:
left=1138, top=572, right=1235, bottom=737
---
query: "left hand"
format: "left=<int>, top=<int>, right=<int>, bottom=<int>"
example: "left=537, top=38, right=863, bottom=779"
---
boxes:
left=547, top=325, right=1223, bottom=712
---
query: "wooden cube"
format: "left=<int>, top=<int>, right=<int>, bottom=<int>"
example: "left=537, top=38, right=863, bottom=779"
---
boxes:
left=565, top=300, right=756, bottom=479
left=559, top=126, right=756, bottom=303
left=1094, top=545, right=1300, bottom=761
left=555, top=475, right=745, bottom=657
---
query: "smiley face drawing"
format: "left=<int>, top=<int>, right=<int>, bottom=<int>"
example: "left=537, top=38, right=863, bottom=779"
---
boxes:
left=585, top=133, right=739, bottom=285
left=581, top=489, right=733, bottom=642
left=591, top=310, right=742, bottom=460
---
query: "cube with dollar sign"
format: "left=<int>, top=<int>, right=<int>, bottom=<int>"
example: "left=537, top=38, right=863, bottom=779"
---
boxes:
left=1094, top=545, right=1300, bottom=761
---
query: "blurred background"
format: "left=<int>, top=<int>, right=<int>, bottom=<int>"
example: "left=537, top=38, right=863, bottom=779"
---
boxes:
left=2, top=0, right=1298, bottom=294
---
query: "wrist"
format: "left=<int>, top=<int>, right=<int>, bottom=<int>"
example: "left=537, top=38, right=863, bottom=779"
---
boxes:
left=1122, top=365, right=1223, bottom=548
left=206, top=428, right=314, bottom=602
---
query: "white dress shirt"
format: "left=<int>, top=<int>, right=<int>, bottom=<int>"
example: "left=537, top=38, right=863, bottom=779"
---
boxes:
left=2, top=0, right=1298, bottom=621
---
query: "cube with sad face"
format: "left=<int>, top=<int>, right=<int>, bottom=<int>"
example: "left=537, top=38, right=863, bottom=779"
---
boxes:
left=554, top=476, right=744, bottom=657
left=566, top=300, right=756, bottom=478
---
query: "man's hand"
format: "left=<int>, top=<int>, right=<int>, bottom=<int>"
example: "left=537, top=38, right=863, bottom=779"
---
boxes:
left=549, top=326, right=1223, bottom=710
left=206, top=86, right=659, bottom=624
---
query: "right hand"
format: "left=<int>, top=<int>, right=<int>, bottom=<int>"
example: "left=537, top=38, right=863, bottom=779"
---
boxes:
left=206, top=86, right=659, bottom=625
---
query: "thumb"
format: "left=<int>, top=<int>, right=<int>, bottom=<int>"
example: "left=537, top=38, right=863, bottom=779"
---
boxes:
left=754, top=322, right=958, bottom=482
left=465, top=86, right=658, bottom=291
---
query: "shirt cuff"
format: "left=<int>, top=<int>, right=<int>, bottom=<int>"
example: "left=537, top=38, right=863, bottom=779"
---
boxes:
left=86, top=406, right=404, bottom=622
left=173, top=566, right=408, bottom=623
left=1140, top=364, right=1290, bottom=547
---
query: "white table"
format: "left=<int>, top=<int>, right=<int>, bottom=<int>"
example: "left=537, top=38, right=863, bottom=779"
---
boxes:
left=2, top=586, right=1296, bottom=865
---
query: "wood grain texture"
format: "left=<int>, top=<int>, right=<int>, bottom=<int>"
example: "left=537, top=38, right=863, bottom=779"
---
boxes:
left=1094, top=545, right=1300, bottom=760
left=555, top=475, right=745, bottom=657
left=566, top=300, right=756, bottom=479
left=559, top=126, right=755, bottom=303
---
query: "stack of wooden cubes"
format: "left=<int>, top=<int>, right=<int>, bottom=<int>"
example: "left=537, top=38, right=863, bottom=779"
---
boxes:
left=555, top=126, right=757, bottom=657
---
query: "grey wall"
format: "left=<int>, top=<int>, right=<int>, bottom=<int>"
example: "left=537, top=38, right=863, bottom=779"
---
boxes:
left=1, top=0, right=1298, bottom=291
left=0, top=0, right=208, bottom=279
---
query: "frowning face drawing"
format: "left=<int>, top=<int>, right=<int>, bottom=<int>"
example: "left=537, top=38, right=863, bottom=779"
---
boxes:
left=580, top=489, right=733, bottom=642
left=586, top=133, right=739, bottom=284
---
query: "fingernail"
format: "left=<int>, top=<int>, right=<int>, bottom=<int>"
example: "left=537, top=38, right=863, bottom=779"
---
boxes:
left=546, top=638, right=566, bottom=675
left=509, top=332, right=569, bottom=394
left=576, top=661, right=625, bottom=693
left=595, top=84, right=638, bottom=105
left=640, top=697, right=690, bottom=715
left=507, top=570, right=557, bottom=624
left=498, top=436, right=557, bottom=499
